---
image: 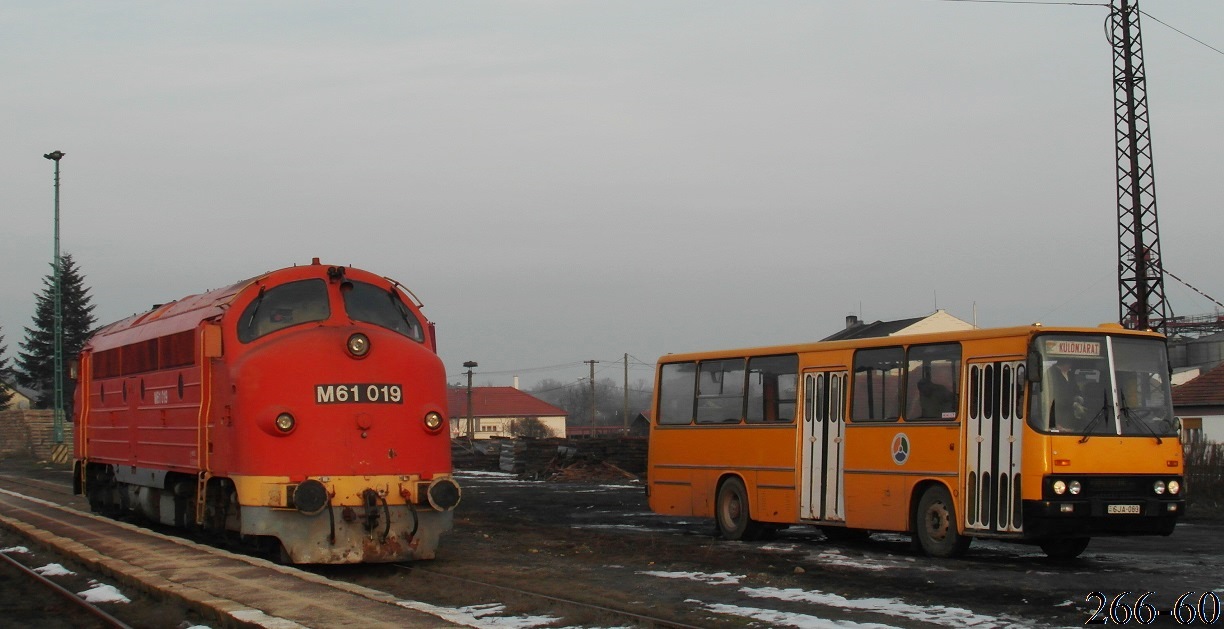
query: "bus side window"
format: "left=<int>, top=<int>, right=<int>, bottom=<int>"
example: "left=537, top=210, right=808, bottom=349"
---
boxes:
left=696, top=359, right=746, bottom=424
left=852, top=347, right=904, bottom=422
left=746, top=354, right=799, bottom=423
left=657, top=362, right=698, bottom=425
left=905, top=343, right=962, bottom=420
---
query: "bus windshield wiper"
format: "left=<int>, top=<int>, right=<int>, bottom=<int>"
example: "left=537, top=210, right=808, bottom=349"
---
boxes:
left=1077, top=389, right=1112, bottom=444
left=1118, top=391, right=1163, bottom=445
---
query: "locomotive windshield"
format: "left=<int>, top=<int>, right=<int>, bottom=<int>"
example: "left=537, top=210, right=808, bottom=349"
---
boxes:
left=1028, top=334, right=1177, bottom=438
left=342, top=281, right=425, bottom=342
left=237, top=279, right=331, bottom=343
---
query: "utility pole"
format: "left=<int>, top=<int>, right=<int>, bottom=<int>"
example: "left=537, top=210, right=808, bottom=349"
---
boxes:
left=43, top=151, right=66, bottom=444
left=586, top=359, right=598, bottom=436
left=623, top=353, right=629, bottom=435
left=463, top=361, right=478, bottom=439
left=1111, top=0, right=1167, bottom=333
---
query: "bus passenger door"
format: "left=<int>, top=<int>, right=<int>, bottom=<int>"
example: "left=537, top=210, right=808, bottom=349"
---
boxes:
left=801, top=370, right=848, bottom=522
left=964, top=360, right=1025, bottom=534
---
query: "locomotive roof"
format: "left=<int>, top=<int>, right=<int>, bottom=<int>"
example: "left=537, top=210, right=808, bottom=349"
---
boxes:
left=85, top=275, right=258, bottom=352
left=83, top=262, right=418, bottom=354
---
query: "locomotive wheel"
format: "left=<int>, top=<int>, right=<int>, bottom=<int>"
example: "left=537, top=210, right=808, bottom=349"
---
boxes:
left=715, top=477, right=764, bottom=541
left=915, top=484, right=970, bottom=558
left=1040, top=537, right=1090, bottom=560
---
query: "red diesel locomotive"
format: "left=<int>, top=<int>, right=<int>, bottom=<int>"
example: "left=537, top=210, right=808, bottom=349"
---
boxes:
left=72, top=259, right=460, bottom=563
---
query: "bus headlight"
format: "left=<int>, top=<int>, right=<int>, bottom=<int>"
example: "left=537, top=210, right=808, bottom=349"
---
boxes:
left=1053, top=480, right=1067, bottom=495
left=347, top=333, right=370, bottom=357
left=1154, top=480, right=1166, bottom=495
left=423, top=411, right=444, bottom=432
left=1069, top=480, right=1082, bottom=495
left=275, top=412, right=296, bottom=433
left=1168, top=480, right=1181, bottom=495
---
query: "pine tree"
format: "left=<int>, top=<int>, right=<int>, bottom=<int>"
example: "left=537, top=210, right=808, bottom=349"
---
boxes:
left=0, top=327, right=13, bottom=408
left=16, top=254, right=98, bottom=411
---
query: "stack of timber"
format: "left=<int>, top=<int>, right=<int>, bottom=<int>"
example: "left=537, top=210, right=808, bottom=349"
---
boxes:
left=499, top=438, right=563, bottom=475
left=578, top=437, right=648, bottom=475
left=451, top=436, right=649, bottom=483
left=450, top=438, right=501, bottom=471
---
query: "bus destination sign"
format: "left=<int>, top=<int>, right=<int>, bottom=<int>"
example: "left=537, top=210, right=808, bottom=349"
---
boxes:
left=1044, top=340, right=1101, bottom=357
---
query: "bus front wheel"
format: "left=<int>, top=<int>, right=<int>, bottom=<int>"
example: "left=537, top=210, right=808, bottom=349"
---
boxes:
left=915, top=485, right=970, bottom=558
left=716, top=477, right=764, bottom=541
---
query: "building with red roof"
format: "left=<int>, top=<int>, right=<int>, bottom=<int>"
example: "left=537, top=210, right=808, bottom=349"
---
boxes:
left=1173, top=361, right=1224, bottom=443
left=446, top=386, right=568, bottom=439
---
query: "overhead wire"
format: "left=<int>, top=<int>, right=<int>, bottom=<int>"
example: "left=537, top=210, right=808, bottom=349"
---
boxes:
left=931, top=0, right=1223, bottom=58
left=931, top=0, right=1106, bottom=6
left=1137, top=10, right=1224, bottom=58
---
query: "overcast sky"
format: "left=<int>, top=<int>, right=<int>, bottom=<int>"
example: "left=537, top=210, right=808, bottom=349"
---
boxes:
left=3, top=1, right=1222, bottom=392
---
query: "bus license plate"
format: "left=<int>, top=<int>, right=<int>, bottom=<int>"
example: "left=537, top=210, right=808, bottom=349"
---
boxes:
left=1107, top=504, right=1141, bottom=515
left=315, top=384, right=403, bottom=404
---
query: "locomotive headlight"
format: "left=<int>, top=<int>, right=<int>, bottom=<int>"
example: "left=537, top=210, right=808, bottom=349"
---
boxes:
left=275, top=412, right=296, bottom=433
left=1069, top=480, right=1082, bottom=495
left=1168, top=480, right=1181, bottom=495
left=1053, top=480, right=1067, bottom=495
left=1154, top=480, right=1167, bottom=495
left=347, top=333, right=370, bottom=357
left=423, top=411, right=444, bottom=432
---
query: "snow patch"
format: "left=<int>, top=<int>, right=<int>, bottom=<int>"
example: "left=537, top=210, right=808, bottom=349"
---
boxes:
left=396, top=600, right=558, bottom=628
left=694, top=600, right=901, bottom=629
left=638, top=570, right=744, bottom=585
left=77, top=581, right=130, bottom=604
left=230, top=609, right=309, bottom=628
left=34, top=563, right=76, bottom=577
left=743, top=586, right=1023, bottom=627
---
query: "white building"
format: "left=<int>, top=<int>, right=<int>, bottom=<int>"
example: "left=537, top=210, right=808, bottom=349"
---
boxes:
left=447, top=386, right=568, bottom=440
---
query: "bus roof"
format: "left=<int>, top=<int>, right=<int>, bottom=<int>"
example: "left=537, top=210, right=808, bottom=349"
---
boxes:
left=654, top=323, right=1165, bottom=364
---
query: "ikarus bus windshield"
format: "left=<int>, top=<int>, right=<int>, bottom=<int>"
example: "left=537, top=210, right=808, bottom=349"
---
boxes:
left=1028, top=334, right=1177, bottom=438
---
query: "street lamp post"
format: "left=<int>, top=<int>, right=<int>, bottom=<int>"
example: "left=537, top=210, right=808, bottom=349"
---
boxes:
left=43, top=151, right=66, bottom=444
left=463, top=361, right=478, bottom=440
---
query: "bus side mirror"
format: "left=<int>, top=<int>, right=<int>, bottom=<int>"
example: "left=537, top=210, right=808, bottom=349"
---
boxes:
left=1026, top=352, right=1042, bottom=383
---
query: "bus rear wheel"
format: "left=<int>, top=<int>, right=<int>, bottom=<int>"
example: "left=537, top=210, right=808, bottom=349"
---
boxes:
left=716, top=477, right=764, bottom=541
left=915, top=485, right=970, bottom=558
left=1040, top=537, right=1089, bottom=560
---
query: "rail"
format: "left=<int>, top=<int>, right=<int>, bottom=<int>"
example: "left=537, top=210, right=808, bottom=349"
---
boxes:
left=0, top=550, right=133, bottom=629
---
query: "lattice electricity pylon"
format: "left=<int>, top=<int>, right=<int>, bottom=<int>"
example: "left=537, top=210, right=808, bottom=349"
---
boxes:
left=1111, top=0, right=1168, bottom=334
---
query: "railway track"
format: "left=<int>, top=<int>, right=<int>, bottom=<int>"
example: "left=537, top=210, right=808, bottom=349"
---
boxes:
left=393, top=563, right=710, bottom=629
left=0, top=474, right=457, bottom=628
left=2, top=469, right=734, bottom=626
left=0, top=549, right=133, bottom=629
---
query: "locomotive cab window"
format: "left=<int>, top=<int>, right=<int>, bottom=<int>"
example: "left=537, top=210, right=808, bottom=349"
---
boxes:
left=238, top=279, right=331, bottom=343
left=342, top=281, right=425, bottom=342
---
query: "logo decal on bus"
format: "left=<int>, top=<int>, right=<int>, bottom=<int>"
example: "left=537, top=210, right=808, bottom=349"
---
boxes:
left=892, top=433, right=910, bottom=465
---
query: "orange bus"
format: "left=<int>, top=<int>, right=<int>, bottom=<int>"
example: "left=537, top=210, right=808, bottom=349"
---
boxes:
left=646, top=324, right=1184, bottom=559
